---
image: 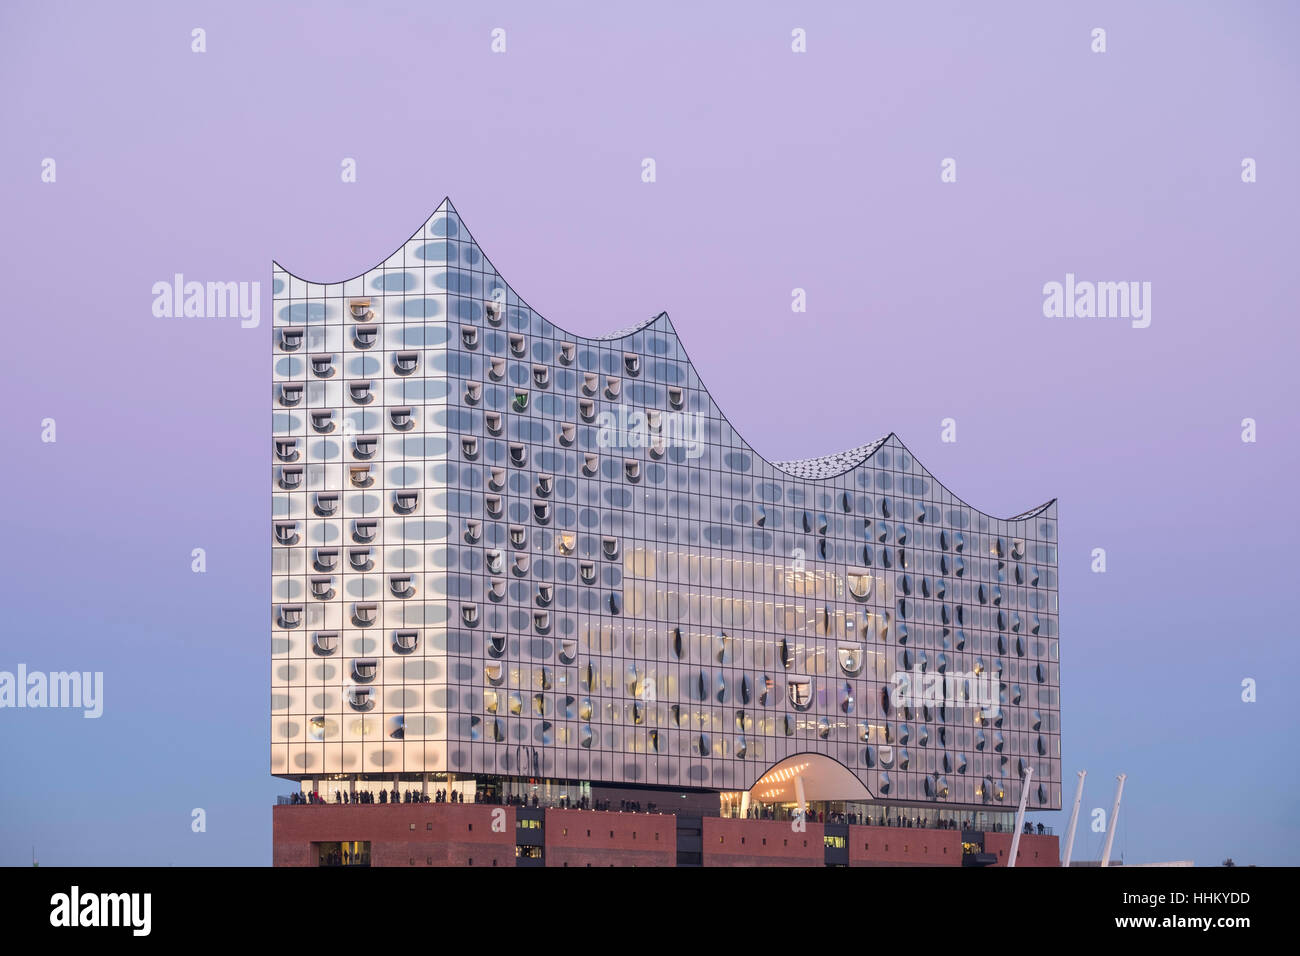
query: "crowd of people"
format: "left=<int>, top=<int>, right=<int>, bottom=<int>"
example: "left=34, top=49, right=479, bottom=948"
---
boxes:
left=738, top=806, right=1047, bottom=834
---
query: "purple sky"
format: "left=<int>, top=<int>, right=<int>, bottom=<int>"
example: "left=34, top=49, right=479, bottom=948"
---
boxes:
left=1, top=0, right=1297, bottom=866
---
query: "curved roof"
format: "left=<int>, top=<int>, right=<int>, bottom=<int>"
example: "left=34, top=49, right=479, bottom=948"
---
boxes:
left=275, top=198, right=1056, bottom=522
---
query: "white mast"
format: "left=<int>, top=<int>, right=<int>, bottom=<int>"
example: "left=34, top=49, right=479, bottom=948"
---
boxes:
left=1100, top=773, right=1127, bottom=867
left=1062, top=770, right=1087, bottom=867
left=1007, top=767, right=1034, bottom=867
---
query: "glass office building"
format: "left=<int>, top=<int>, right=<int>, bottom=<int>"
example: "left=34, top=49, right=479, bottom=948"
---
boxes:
left=271, top=200, right=1061, bottom=820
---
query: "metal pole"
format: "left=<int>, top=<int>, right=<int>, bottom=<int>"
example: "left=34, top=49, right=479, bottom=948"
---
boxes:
left=1100, top=773, right=1127, bottom=867
left=1007, top=767, right=1033, bottom=867
left=1062, top=770, right=1087, bottom=868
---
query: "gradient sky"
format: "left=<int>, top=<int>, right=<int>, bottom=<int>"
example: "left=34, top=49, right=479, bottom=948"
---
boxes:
left=1, top=0, right=1297, bottom=866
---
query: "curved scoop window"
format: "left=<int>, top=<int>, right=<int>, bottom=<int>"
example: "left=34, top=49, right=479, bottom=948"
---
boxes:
left=274, top=521, right=299, bottom=545
left=351, top=659, right=378, bottom=683
left=310, top=410, right=334, bottom=433
left=532, top=364, right=550, bottom=388
left=558, top=639, right=578, bottom=665
left=460, top=325, right=478, bottom=349
left=279, top=382, right=303, bottom=407
left=347, top=686, right=374, bottom=712
left=310, top=354, right=334, bottom=377
left=390, top=574, right=415, bottom=598
left=353, top=435, right=378, bottom=459
left=508, top=333, right=526, bottom=357
left=311, top=631, right=338, bottom=655
left=623, top=352, right=640, bottom=375
left=847, top=570, right=872, bottom=600
left=352, top=602, right=377, bottom=627
left=788, top=678, right=814, bottom=711
left=280, top=327, right=304, bottom=352
left=309, top=576, right=334, bottom=599
left=559, top=422, right=576, bottom=445
left=314, top=548, right=339, bottom=572
left=349, top=465, right=373, bottom=488
left=314, top=492, right=338, bottom=517
left=487, top=634, right=507, bottom=658
left=485, top=412, right=502, bottom=435
left=559, top=342, right=575, bottom=364
left=837, top=644, right=864, bottom=676
left=348, top=547, right=373, bottom=571
left=277, top=604, right=303, bottom=629
left=393, top=630, right=419, bottom=652
left=389, top=406, right=413, bottom=430
left=484, top=663, right=505, bottom=686
left=394, top=351, right=418, bottom=374
left=348, top=380, right=373, bottom=403
left=484, top=299, right=502, bottom=325
left=278, top=465, right=303, bottom=489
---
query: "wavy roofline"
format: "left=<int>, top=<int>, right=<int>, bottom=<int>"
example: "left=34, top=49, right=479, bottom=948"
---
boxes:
left=273, top=198, right=1057, bottom=522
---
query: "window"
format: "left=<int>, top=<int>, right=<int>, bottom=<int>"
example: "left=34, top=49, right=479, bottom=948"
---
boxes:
left=348, top=547, right=373, bottom=571
left=532, top=364, right=549, bottom=388
left=485, top=412, right=502, bottom=435
left=508, top=333, right=526, bottom=356
left=508, top=525, right=526, bottom=548
left=488, top=468, right=506, bottom=491
left=276, top=604, right=303, bottom=628
left=668, top=386, right=684, bottom=408
left=310, top=353, right=333, bottom=377
left=602, top=537, right=619, bottom=560
left=310, top=409, right=334, bottom=433
left=353, top=602, right=377, bottom=626
left=389, top=406, right=413, bottom=430
left=623, top=352, right=640, bottom=375
left=394, top=351, right=418, bottom=374
left=462, top=603, right=479, bottom=626
left=314, top=548, right=338, bottom=571
left=460, top=325, right=478, bottom=349
left=351, top=659, right=378, bottom=682
left=535, top=473, right=553, bottom=496
left=279, top=382, right=303, bottom=406
left=508, top=443, right=527, bottom=467
left=394, top=630, right=419, bottom=652
left=311, top=631, right=338, bottom=655
left=279, top=327, right=304, bottom=351
left=484, top=298, right=502, bottom=325
left=559, top=422, right=576, bottom=445
left=348, top=380, right=373, bottom=403
left=624, top=459, right=640, bottom=482
left=485, top=495, right=503, bottom=518
left=489, top=357, right=505, bottom=380
left=579, top=562, right=596, bottom=585
left=557, top=533, right=575, bottom=556
left=582, top=453, right=599, bottom=476
left=349, top=465, right=373, bottom=488
left=579, top=399, right=595, bottom=422
left=314, top=492, right=338, bottom=516
left=513, top=390, right=529, bottom=412
left=274, top=521, right=299, bottom=545
left=559, top=342, right=575, bottom=364
left=604, top=376, right=621, bottom=399
left=309, top=576, right=333, bottom=599
left=390, top=574, right=415, bottom=598
left=278, top=465, right=303, bottom=489
left=462, top=437, right=479, bottom=460
left=465, top=381, right=483, bottom=403
left=349, top=298, right=374, bottom=321
left=353, top=520, right=377, bottom=543
left=347, top=686, right=374, bottom=711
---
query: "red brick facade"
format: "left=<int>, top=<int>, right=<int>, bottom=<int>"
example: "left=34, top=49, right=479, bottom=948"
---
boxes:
left=273, top=804, right=1061, bottom=868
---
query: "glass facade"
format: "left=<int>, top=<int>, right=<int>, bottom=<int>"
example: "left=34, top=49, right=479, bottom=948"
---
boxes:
left=271, top=200, right=1061, bottom=812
